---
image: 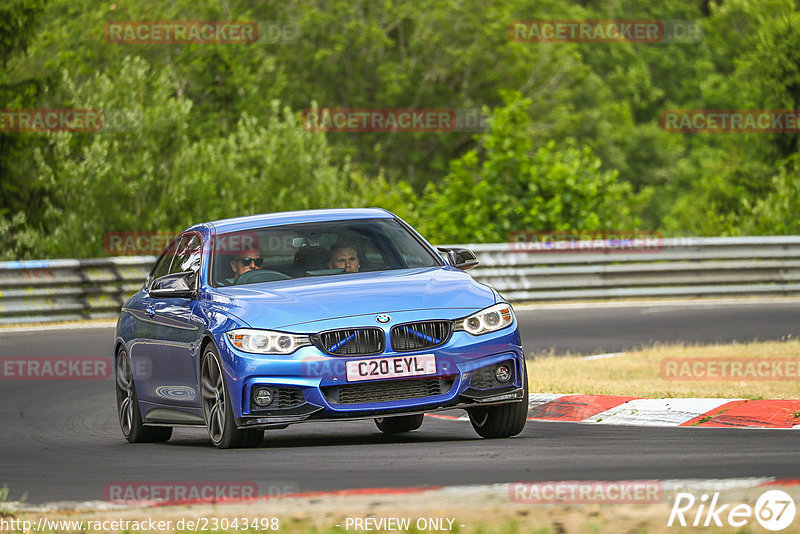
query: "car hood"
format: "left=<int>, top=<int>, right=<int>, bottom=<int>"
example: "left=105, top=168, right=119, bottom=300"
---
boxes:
left=205, top=267, right=496, bottom=330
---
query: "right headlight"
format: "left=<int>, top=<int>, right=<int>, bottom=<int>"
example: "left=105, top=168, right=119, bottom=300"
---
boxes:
left=453, top=303, right=514, bottom=336
left=225, top=328, right=311, bottom=354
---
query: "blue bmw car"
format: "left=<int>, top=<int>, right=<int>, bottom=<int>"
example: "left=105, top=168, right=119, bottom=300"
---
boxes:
left=114, top=208, right=527, bottom=448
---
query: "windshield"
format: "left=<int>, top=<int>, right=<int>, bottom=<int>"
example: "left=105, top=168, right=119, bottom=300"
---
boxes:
left=210, top=218, right=441, bottom=287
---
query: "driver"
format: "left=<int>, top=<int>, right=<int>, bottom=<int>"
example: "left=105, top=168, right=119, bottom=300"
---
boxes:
left=229, top=246, right=263, bottom=283
left=328, top=243, right=360, bottom=273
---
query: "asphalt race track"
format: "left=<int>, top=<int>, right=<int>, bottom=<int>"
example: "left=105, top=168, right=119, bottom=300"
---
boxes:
left=516, top=298, right=800, bottom=355
left=1, top=300, right=800, bottom=504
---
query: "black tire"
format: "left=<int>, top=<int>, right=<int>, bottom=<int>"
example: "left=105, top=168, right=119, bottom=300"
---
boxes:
left=201, top=345, right=263, bottom=449
left=115, top=348, right=172, bottom=443
left=467, top=359, right=529, bottom=439
left=374, top=414, right=424, bottom=433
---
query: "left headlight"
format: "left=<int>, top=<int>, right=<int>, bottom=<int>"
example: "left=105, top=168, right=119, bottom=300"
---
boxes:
left=454, top=303, right=514, bottom=336
left=225, top=328, right=311, bottom=354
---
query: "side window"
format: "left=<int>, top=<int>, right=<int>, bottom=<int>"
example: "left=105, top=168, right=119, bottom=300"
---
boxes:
left=149, top=237, right=180, bottom=285
left=170, top=233, right=202, bottom=286
left=363, top=239, right=386, bottom=265
left=384, top=222, right=434, bottom=268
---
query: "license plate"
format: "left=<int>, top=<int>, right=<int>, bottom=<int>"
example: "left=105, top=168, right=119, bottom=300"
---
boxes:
left=345, top=354, right=436, bottom=382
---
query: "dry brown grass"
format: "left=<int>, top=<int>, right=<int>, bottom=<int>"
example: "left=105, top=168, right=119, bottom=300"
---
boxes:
left=527, top=339, right=800, bottom=399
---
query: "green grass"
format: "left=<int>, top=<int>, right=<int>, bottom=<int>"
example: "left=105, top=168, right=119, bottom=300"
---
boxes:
left=0, top=485, right=11, bottom=516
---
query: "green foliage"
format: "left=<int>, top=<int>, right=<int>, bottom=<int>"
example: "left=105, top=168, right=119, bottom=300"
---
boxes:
left=0, top=0, right=47, bottom=67
left=18, top=57, right=355, bottom=258
left=4, top=0, right=800, bottom=260
left=416, top=93, right=637, bottom=243
left=0, top=0, right=49, bottom=231
left=0, top=212, right=38, bottom=260
left=171, top=105, right=355, bottom=222
left=663, top=0, right=800, bottom=234
left=739, top=154, right=800, bottom=235
left=277, top=0, right=593, bottom=187
left=24, top=57, right=191, bottom=257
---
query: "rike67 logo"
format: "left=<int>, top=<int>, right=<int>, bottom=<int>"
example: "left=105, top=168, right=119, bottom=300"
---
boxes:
left=668, top=490, right=796, bottom=531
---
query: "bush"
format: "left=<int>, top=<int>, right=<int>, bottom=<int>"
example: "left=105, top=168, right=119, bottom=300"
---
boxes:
left=415, top=92, right=638, bottom=244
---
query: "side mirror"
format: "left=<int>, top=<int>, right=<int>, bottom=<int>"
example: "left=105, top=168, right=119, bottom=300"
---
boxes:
left=149, top=271, right=196, bottom=299
left=437, top=247, right=479, bottom=270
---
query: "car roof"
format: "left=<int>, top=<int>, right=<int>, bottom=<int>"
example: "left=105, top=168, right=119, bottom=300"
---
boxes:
left=204, top=208, right=395, bottom=234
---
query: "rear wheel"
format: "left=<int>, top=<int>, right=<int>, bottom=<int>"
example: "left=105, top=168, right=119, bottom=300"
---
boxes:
left=467, top=359, right=529, bottom=439
left=374, top=414, right=424, bottom=433
left=201, top=345, right=263, bottom=449
left=115, top=347, right=172, bottom=443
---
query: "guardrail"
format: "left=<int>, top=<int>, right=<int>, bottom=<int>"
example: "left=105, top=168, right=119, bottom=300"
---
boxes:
left=465, top=236, right=800, bottom=301
left=2, top=236, right=800, bottom=324
left=0, top=257, right=154, bottom=324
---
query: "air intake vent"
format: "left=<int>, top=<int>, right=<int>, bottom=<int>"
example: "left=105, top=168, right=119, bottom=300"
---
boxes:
left=314, top=328, right=384, bottom=356
left=391, top=321, right=452, bottom=352
left=277, top=388, right=305, bottom=408
left=324, top=377, right=455, bottom=405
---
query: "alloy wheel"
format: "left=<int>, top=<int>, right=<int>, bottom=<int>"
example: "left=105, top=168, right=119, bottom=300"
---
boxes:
left=201, top=351, right=226, bottom=444
left=116, top=350, right=134, bottom=436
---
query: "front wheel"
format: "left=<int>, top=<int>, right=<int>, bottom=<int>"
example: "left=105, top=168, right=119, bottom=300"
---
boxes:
left=467, top=360, right=529, bottom=439
left=201, top=345, right=263, bottom=449
left=375, top=414, right=424, bottom=433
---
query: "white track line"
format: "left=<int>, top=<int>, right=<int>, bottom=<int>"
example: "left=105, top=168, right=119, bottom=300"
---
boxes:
left=586, top=398, right=738, bottom=427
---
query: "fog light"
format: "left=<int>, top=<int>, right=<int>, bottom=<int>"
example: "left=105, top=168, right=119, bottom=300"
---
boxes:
left=253, top=387, right=273, bottom=407
left=495, top=364, right=511, bottom=383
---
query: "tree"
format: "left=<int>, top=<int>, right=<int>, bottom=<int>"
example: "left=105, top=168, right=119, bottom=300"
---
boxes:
left=738, top=154, right=800, bottom=235
left=416, top=92, right=637, bottom=244
left=663, top=0, right=800, bottom=235
left=16, top=57, right=356, bottom=259
left=0, top=0, right=48, bottom=228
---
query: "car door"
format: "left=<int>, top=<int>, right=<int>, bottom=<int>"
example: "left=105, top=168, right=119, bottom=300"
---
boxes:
left=130, top=233, right=203, bottom=408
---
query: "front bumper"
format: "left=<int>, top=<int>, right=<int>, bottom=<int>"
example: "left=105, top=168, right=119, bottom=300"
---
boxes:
left=235, top=387, right=527, bottom=429
left=220, top=321, right=525, bottom=430
left=217, top=310, right=527, bottom=428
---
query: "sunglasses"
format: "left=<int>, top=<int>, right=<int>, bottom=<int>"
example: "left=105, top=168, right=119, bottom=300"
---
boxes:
left=237, top=256, right=263, bottom=267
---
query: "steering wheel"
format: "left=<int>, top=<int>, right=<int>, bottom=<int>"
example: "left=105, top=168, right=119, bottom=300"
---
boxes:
left=234, top=269, right=292, bottom=285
